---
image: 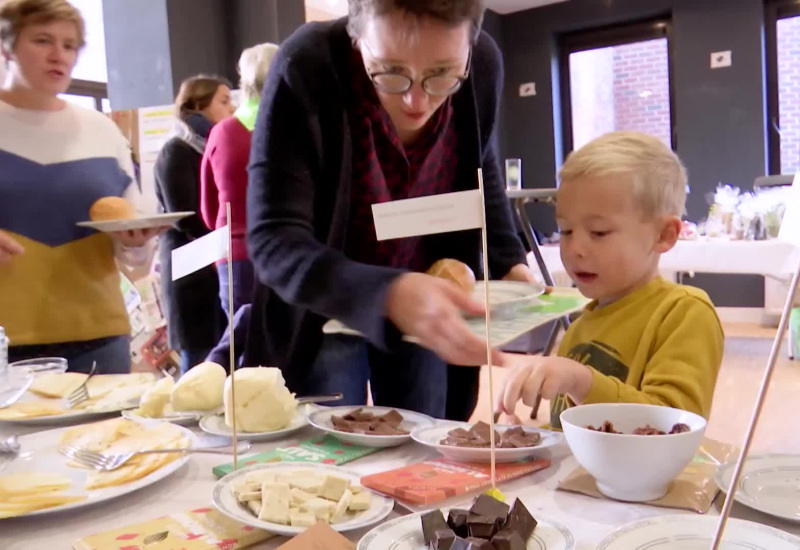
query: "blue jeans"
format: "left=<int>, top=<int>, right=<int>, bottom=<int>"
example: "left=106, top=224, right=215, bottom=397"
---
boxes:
left=180, top=347, right=214, bottom=375
left=303, top=335, right=448, bottom=419
left=9, top=335, right=131, bottom=374
left=217, top=260, right=255, bottom=319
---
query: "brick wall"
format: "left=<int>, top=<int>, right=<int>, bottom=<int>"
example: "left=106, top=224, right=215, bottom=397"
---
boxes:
left=778, top=16, right=800, bottom=174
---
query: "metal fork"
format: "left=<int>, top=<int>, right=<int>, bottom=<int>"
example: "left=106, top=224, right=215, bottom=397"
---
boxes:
left=58, top=440, right=252, bottom=471
left=66, top=361, right=97, bottom=409
left=0, top=434, right=20, bottom=455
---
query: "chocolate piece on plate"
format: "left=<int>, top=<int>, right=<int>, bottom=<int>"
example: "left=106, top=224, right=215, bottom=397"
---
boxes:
left=469, top=421, right=498, bottom=443
left=422, top=510, right=450, bottom=545
left=330, top=416, right=356, bottom=432
left=467, top=515, right=499, bottom=539
left=491, top=530, right=526, bottom=550
left=430, top=529, right=457, bottom=550
left=448, top=428, right=471, bottom=440
left=463, top=538, right=493, bottom=550
left=346, top=408, right=376, bottom=422
left=502, top=499, right=537, bottom=541
left=450, top=538, right=471, bottom=550
left=447, top=509, right=470, bottom=538
left=670, top=423, right=691, bottom=434
left=369, top=421, right=408, bottom=436
left=470, top=494, right=510, bottom=522
left=379, top=409, right=404, bottom=427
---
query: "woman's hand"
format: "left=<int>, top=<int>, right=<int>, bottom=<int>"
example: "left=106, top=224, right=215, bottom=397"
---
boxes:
left=0, top=231, right=24, bottom=264
left=385, top=273, right=503, bottom=366
left=110, top=227, right=166, bottom=248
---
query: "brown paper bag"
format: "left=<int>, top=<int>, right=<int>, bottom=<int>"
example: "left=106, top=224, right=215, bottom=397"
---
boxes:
left=557, top=438, right=738, bottom=513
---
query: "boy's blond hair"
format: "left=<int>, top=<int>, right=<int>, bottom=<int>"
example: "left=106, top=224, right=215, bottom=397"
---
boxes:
left=0, top=0, right=85, bottom=53
left=559, top=131, right=687, bottom=218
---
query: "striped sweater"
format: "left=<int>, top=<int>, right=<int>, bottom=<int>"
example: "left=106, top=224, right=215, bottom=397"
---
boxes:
left=0, top=98, right=146, bottom=346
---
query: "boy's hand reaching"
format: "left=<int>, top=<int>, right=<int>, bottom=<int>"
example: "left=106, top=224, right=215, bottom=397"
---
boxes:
left=496, top=353, right=594, bottom=416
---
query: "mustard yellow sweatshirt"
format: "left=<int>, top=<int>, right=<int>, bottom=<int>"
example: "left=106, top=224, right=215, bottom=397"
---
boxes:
left=549, top=277, right=724, bottom=429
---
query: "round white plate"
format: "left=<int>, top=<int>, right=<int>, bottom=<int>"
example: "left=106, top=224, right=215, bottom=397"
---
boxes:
left=0, top=422, right=195, bottom=518
left=716, top=454, right=800, bottom=523
left=199, top=408, right=308, bottom=442
left=122, top=409, right=201, bottom=427
left=213, top=462, right=394, bottom=536
left=308, top=406, right=434, bottom=448
left=0, top=399, right=123, bottom=427
left=357, top=508, right=574, bottom=550
left=596, top=515, right=800, bottom=549
left=76, top=212, right=193, bottom=232
left=470, top=281, right=545, bottom=319
left=411, top=422, right=562, bottom=463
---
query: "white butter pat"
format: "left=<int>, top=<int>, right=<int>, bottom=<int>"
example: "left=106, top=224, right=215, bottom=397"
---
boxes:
left=300, top=497, right=335, bottom=521
left=331, top=489, right=353, bottom=524
left=318, top=475, right=350, bottom=501
left=237, top=491, right=262, bottom=503
left=138, top=376, right=175, bottom=417
left=289, top=509, right=318, bottom=528
left=349, top=490, right=371, bottom=511
left=291, top=487, right=315, bottom=507
left=224, top=367, right=297, bottom=433
left=171, top=361, right=226, bottom=411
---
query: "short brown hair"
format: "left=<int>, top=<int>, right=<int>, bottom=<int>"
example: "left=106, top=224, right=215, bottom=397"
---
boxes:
left=347, top=0, right=484, bottom=43
left=0, top=0, right=85, bottom=53
left=174, top=74, right=232, bottom=121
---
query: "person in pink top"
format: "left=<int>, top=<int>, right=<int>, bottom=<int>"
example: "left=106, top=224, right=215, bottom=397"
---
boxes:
left=201, top=42, right=279, bottom=317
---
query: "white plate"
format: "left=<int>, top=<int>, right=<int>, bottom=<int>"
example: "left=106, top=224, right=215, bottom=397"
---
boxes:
left=357, top=507, right=575, bottom=550
left=596, top=515, right=800, bottom=549
left=716, top=454, right=800, bottom=523
left=0, top=400, right=123, bottom=427
left=470, top=281, right=545, bottom=319
left=0, top=422, right=195, bottom=518
left=122, top=409, right=201, bottom=427
left=212, top=462, right=394, bottom=536
left=199, top=408, right=308, bottom=442
left=411, top=422, right=562, bottom=463
left=76, top=212, right=193, bottom=232
left=308, top=406, right=434, bottom=448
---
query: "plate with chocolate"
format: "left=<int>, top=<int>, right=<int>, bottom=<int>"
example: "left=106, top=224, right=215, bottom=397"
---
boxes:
left=357, top=493, right=574, bottom=550
left=411, top=421, right=562, bottom=463
left=309, top=406, right=435, bottom=448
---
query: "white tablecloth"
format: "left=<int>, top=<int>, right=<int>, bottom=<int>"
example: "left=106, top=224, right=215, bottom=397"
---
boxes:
left=2, top=422, right=798, bottom=550
left=534, top=239, right=800, bottom=279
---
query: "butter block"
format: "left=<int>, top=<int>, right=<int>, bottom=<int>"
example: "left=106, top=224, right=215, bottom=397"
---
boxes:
left=318, top=475, right=350, bottom=501
left=348, top=490, right=371, bottom=512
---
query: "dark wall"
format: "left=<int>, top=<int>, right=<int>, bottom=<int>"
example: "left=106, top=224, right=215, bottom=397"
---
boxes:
left=483, top=9, right=507, bottom=156
left=167, top=0, right=233, bottom=89
left=498, top=0, right=767, bottom=306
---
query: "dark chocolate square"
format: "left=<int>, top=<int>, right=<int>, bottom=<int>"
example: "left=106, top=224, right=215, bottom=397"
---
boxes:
left=491, top=530, right=526, bottom=550
left=502, top=499, right=537, bottom=541
left=447, top=509, right=470, bottom=538
left=431, top=528, right=456, bottom=550
left=465, top=537, right=493, bottom=549
left=467, top=515, right=498, bottom=539
left=470, top=494, right=510, bottom=522
left=422, top=510, right=449, bottom=545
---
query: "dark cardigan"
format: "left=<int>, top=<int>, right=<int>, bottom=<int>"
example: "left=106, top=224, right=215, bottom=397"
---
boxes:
left=244, top=19, right=526, bottom=413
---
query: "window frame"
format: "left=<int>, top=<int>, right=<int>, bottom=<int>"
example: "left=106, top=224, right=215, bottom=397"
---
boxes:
left=64, top=79, right=108, bottom=112
left=765, top=0, right=800, bottom=175
left=558, top=17, right=677, bottom=159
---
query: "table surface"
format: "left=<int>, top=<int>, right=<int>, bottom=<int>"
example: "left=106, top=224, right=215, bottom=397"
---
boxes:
left=2, top=421, right=799, bottom=550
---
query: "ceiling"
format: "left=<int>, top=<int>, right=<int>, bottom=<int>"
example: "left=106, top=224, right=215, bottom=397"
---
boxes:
left=484, top=0, right=569, bottom=14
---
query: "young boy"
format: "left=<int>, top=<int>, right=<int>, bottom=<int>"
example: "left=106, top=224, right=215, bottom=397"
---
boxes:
left=497, top=131, right=724, bottom=429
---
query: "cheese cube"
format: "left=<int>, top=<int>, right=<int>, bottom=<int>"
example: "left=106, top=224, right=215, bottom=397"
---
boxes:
left=348, top=490, right=371, bottom=511
left=350, top=484, right=363, bottom=494
left=261, top=482, right=291, bottom=503
left=331, top=489, right=352, bottom=524
left=247, top=499, right=262, bottom=515
left=245, top=471, right=276, bottom=485
left=300, top=497, right=335, bottom=521
left=259, top=498, right=290, bottom=524
left=234, top=481, right=261, bottom=496
left=286, top=474, right=322, bottom=494
left=290, top=509, right=318, bottom=528
left=237, top=491, right=262, bottom=503
left=318, top=475, right=350, bottom=501
left=290, top=487, right=315, bottom=507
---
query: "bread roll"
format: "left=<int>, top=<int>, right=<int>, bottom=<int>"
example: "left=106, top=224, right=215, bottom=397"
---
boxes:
left=427, top=259, right=476, bottom=293
left=224, top=367, right=297, bottom=433
left=89, top=196, right=135, bottom=222
left=170, top=362, right=225, bottom=411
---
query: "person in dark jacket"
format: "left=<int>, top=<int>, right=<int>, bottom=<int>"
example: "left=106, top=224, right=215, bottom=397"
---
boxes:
left=155, top=75, right=234, bottom=374
left=245, top=1, right=535, bottom=419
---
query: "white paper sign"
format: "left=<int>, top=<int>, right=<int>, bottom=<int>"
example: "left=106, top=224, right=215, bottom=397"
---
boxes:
left=778, top=173, right=800, bottom=248
left=171, top=225, right=230, bottom=281
left=372, top=190, right=483, bottom=241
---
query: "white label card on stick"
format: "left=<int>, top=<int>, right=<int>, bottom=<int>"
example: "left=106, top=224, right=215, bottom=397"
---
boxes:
left=171, top=225, right=230, bottom=281
left=372, top=190, right=483, bottom=241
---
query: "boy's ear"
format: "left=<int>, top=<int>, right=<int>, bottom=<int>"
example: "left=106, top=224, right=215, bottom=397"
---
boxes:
left=654, top=216, right=681, bottom=253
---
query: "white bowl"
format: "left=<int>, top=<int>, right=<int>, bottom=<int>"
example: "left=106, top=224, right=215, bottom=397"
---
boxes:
left=560, top=403, right=706, bottom=502
left=309, top=406, right=434, bottom=448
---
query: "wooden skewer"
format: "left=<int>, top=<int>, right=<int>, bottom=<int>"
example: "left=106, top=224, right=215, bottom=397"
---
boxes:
left=477, top=169, right=496, bottom=488
left=710, top=256, right=800, bottom=549
left=226, top=202, right=238, bottom=471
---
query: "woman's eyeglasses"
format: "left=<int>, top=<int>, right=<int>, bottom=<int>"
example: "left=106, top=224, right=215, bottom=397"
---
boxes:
left=362, top=42, right=471, bottom=97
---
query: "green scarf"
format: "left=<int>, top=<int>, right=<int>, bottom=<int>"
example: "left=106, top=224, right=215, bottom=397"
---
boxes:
left=234, top=98, right=259, bottom=132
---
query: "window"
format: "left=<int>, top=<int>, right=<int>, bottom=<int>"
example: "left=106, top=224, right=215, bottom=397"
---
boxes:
left=559, top=19, right=675, bottom=155
left=766, top=1, right=800, bottom=175
left=69, top=0, right=107, bottom=83
left=59, top=80, right=108, bottom=112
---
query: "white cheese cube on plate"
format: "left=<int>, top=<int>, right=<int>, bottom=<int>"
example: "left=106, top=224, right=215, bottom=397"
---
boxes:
left=300, top=497, right=335, bottom=521
left=245, top=471, right=276, bottom=485
left=247, top=499, right=262, bottom=516
left=259, top=498, right=290, bottom=524
left=348, top=490, right=371, bottom=511
left=350, top=484, right=363, bottom=494
left=318, top=475, right=350, bottom=501
left=331, top=489, right=352, bottom=524
left=286, top=474, right=322, bottom=494
left=290, top=487, right=315, bottom=507
left=290, top=509, right=318, bottom=528
left=237, top=491, right=262, bottom=503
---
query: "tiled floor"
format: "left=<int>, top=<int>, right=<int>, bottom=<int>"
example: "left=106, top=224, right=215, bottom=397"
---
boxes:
left=470, top=322, right=800, bottom=455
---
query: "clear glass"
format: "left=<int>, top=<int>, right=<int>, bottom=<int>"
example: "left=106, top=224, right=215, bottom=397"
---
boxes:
left=569, top=37, right=671, bottom=149
left=9, top=357, right=68, bottom=377
left=505, top=158, right=522, bottom=190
